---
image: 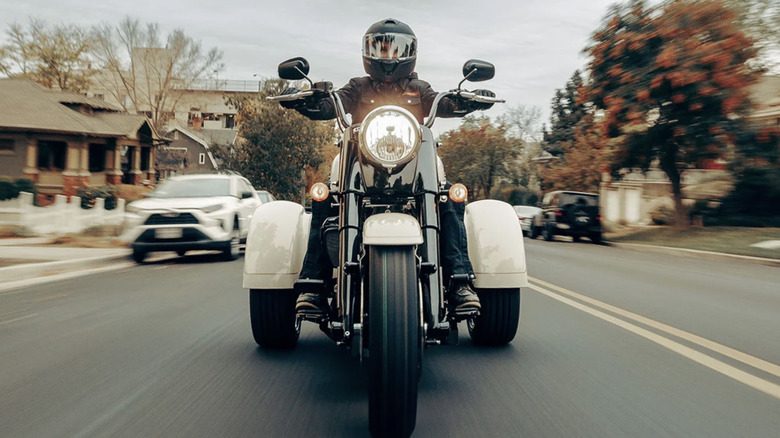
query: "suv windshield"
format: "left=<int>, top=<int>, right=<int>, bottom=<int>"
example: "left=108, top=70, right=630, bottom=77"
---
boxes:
left=151, top=178, right=231, bottom=198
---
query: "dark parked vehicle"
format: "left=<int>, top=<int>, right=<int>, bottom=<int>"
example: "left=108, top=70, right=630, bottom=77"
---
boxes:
left=530, top=191, right=602, bottom=243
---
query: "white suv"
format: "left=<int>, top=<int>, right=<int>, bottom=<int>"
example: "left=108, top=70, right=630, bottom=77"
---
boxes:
left=123, top=173, right=263, bottom=263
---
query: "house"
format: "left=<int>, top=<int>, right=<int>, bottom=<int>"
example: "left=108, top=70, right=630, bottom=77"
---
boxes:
left=0, top=79, right=162, bottom=201
left=158, top=126, right=236, bottom=178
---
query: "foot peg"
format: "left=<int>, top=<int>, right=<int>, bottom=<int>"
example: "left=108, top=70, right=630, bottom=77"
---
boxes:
left=447, top=306, right=479, bottom=322
left=297, top=308, right=327, bottom=323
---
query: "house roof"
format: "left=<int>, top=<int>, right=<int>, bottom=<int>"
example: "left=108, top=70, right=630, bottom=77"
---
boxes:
left=165, top=126, right=219, bottom=169
left=0, top=78, right=159, bottom=139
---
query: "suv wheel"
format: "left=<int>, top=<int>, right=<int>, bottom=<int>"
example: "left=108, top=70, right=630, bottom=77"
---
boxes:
left=132, top=249, right=147, bottom=264
left=223, top=219, right=241, bottom=261
left=590, top=233, right=602, bottom=244
left=529, top=226, right=538, bottom=239
left=542, top=224, right=554, bottom=241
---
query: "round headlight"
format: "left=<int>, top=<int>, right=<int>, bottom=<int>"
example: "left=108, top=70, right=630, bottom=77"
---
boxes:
left=359, top=106, right=421, bottom=168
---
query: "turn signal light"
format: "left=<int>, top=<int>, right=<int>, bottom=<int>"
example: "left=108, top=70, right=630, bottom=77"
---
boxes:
left=310, top=182, right=330, bottom=202
left=449, top=183, right=468, bottom=203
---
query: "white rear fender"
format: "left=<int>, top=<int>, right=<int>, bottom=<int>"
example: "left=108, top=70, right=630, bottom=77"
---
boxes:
left=243, top=201, right=311, bottom=289
left=464, top=200, right=529, bottom=288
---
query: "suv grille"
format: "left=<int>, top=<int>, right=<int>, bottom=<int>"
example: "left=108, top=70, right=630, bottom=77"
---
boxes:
left=145, top=213, right=199, bottom=225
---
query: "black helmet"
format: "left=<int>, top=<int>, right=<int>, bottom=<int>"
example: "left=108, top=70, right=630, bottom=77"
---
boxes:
left=362, top=18, right=417, bottom=83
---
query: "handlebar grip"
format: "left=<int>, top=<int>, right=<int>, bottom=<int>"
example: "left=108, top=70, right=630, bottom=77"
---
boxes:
left=266, top=90, right=315, bottom=102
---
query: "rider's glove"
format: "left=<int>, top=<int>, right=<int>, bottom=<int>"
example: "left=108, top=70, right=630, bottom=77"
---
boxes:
left=470, top=89, right=495, bottom=111
left=279, top=87, right=303, bottom=109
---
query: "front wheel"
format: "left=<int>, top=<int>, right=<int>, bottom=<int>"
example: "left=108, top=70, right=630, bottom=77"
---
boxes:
left=542, top=223, right=555, bottom=241
left=249, top=289, right=300, bottom=349
left=223, top=219, right=241, bottom=261
left=468, top=288, right=520, bottom=346
left=367, top=245, right=420, bottom=438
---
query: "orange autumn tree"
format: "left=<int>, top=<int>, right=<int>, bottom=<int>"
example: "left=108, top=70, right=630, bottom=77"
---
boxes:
left=542, top=114, right=609, bottom=193
left=585, top=0, right=759, bottom=227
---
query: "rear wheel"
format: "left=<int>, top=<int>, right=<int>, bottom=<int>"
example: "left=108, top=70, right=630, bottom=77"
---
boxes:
left=529, top=225, right=539, bottom=239
left=249, top=289, right=300, bottom=349
left=367, top=245, right=420, bottom=438
left=468, top=288, right=520, bottom=346
left=590, top=232, right=602, bottom=244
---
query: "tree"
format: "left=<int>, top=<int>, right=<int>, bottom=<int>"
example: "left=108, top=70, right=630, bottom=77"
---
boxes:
left=541, top=114, right=610, bottom=193
left=543, top=70, right=586, bottom=156
left=220, top=88, right=334, bottom=201
left=438, top=115, right=518, bottom=199
left=585, top=0, right=759, bottom=227
left=718, top=0, right=780, bottom=70
left=0, top=19, right=93, bottom=92
left=89, top=17, right=223, bottom=129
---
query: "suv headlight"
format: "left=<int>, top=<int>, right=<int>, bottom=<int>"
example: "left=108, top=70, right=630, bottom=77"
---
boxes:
left=126, top=203, right=144, bottom=214
left=359, top=106, right=421, bottom=168
left=199, top=204, right=224, bottom=214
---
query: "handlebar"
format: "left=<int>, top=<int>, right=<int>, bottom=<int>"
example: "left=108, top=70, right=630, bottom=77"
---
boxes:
left=268, top=89, right=504, bottom=130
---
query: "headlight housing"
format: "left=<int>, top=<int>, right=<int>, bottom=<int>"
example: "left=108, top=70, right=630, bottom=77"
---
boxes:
left=359, top=106, right=421, bottom=168
left=199, top=204, right=224, bottom=214
left=126, top=203, right=144, bottom=214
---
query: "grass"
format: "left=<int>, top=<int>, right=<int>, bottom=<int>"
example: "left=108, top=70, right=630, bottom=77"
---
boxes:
left=607, top=226, right=780, bottom=260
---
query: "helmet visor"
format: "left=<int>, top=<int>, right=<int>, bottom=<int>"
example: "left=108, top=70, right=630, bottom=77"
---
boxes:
left=363, top=33, right=417, bottom=60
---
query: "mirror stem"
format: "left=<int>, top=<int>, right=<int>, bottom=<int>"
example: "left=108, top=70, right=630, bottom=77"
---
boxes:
left=295, top=67, right=314, bottom=87
left=457, top=69, right=476, bottom=90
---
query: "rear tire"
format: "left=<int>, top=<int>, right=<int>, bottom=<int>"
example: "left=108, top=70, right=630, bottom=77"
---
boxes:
left=529, top=225, right=539, bottom=239
left=132, top=248, right=146, bottom=264
left=249, top=289, right=300, bottom=349
left=590, top=232, right=602, bottom=244
left=468, top=288, right=520, bottom=346
left=367, top=246, right=420, bottom=438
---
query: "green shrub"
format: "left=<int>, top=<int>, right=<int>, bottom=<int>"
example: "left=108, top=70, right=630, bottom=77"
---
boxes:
left=76, top=185, right=118, bottom=210
left=650, top=204, right=675, bottom=225
left=14, top=178, right=36, bottom=195
left=0, top=176, right=18, bottom=201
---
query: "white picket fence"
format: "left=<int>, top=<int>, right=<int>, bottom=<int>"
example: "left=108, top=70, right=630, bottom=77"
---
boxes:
left=0, top=192, right=126, bottom=235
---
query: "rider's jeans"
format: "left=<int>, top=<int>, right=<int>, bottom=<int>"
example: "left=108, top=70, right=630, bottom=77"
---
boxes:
left=298, top=189, right=475, bottom=286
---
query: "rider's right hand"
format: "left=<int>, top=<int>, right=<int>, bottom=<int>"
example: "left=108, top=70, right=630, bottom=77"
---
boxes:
left=279, top=87, right=303, bottom=109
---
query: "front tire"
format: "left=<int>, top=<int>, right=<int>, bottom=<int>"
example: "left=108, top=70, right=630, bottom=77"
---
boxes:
left=468, top=288, right=520, bottom=346
left=367, top=246, right=420, bottom=438
left=223, top=219, right=241, bottom=261
left=249, top=289, right=300, bottom=349
left=132, top=248, right=146, bottom=264
left=542, top=223, right=555, bottom=241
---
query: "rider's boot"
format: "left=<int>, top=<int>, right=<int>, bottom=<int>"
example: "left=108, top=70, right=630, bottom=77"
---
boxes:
left=294, top=279, right=329, bottom=316
left=446, top=275, right=480, bottom=320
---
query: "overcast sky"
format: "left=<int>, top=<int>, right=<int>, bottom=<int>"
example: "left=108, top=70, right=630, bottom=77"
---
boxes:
left=1, top=0, right=623, bottom=135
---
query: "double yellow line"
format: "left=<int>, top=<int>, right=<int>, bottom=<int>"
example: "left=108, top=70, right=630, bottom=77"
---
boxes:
left=527, top=277, right=780, bottom=400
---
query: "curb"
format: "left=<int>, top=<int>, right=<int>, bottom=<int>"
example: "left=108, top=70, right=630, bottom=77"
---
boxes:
left=608, top=242, right=780, bottom=267
left=0, top=251, right=132, bottom=283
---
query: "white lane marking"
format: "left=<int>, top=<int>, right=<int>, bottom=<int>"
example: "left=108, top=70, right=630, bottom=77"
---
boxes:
left=527, top=282, right=780, bottom=400
left=529, top=277, right=780, bottom=379
left=0, top=313, right=38, bottom=325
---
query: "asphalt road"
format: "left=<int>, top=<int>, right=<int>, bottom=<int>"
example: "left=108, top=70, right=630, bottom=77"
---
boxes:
left=0, top=242, right=778, bottom=438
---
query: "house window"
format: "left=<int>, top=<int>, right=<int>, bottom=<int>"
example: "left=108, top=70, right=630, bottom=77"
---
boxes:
left=37, top=140, right=67, bottom=171
left=140, top=147, right=150, bottom=171
left=173, top=131, right=179, bottom=140
left=225, top=114, right=235, bottom=129
left=199, top=153, right=206, bottom=165
left=0, top=138, right=14, bottom=154
left=88, top=143, right=106, bottom=172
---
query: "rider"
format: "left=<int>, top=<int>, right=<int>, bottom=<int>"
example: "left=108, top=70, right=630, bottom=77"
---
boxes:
left=279, top=18, right=496, bottom=314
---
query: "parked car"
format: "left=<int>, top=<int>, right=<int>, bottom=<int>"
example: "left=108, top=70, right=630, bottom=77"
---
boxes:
left=123, top=173, right=262, bottom=263
left=254, top=190, right=276, bottom=204
left=513, top=205, right=542, bottom=236
left=530, top=190, right=602, bottom=243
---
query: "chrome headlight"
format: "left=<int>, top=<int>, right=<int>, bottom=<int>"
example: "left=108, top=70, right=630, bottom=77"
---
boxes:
left=359, top=106, right=421, bottom=168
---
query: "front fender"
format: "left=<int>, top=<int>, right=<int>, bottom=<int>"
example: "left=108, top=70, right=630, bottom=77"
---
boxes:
left=242, top=201, right=311, bottom=290
left=363, top=213, right=423, bottom=246
left=464, top=200, right=529, bottom=288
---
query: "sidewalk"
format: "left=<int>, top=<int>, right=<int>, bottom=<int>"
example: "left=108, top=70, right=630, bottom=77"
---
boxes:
left=0, top=238, right=132, bottom=292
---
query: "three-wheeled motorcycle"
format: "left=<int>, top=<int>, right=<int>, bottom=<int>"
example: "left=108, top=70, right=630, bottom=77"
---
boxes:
left=243, top=57, right=528, bottom=438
